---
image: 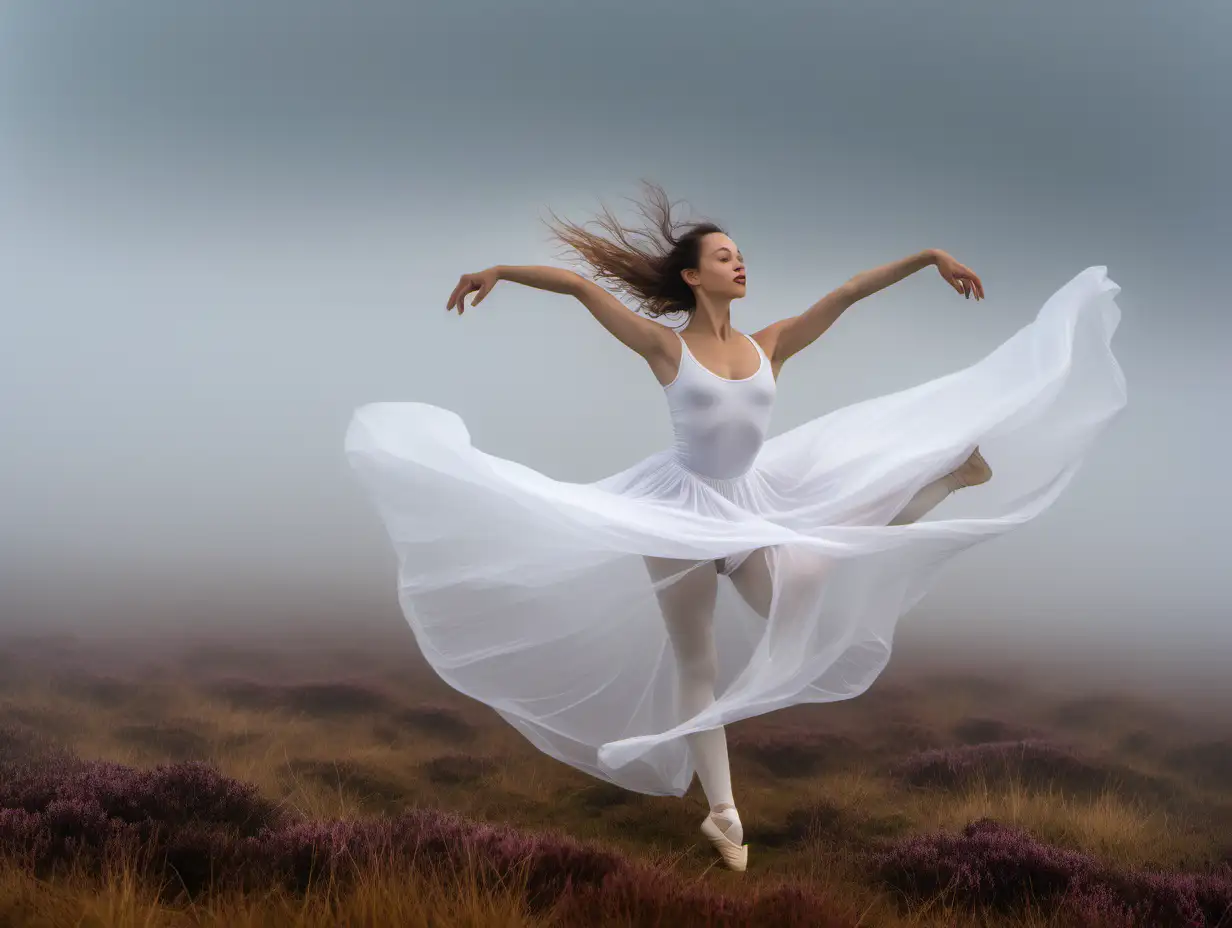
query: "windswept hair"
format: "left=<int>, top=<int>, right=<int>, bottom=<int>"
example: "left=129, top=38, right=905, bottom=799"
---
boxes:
left=541, top=179, right=725, bottom=319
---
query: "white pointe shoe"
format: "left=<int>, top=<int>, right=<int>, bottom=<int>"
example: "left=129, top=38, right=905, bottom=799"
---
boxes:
left=700, top=808, right=748, bottom=872
left=950, top=446, right=993, bottom=489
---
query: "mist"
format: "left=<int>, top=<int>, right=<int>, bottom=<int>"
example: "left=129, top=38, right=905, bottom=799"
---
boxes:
left=1, top=1, right=1227, bottom=691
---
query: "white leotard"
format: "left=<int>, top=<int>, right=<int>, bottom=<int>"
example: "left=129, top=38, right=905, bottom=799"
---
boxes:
left=346, top=266, right=1128, bottom=798
left=663, top=329, right=776, bottom=481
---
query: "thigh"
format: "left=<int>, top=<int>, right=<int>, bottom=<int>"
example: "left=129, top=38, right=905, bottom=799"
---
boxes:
left=726, top=547, right=775, bottom=619
left=728, top=545, right=837, bottom=619
left=643, top=555, right=719, bottom=648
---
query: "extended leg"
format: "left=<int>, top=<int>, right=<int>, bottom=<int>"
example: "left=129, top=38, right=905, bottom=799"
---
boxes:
left=727, top=544, right=840, bottom=621
left=643, top=555, right=741, bottom=844
left=889, top=446, right=992, bottom=525
left=729, top=449, right=993, bottom=614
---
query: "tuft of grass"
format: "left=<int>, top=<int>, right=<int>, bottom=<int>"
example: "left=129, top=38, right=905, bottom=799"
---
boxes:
left=3, top=633, right=1232, bottom=927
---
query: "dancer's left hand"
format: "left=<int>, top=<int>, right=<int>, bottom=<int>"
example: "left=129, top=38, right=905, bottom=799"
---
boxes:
left=932, top=251, right=985, bottom=301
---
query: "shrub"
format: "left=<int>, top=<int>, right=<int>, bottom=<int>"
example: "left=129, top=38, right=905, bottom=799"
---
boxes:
left=874, top=818, right=1232, bottom=927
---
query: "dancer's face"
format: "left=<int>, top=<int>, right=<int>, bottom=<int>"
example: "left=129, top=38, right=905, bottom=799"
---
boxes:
left=684, top=233, right=747, bottom=299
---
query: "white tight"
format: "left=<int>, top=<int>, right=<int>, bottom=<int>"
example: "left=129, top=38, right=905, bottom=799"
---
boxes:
left=888, top=471, right=962, bottom=525
left=643, top=553, right=734, bottom=813
left=642, top=470, right=962, bottom=821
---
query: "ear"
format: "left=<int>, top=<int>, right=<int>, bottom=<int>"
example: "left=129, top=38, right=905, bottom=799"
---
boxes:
left=681, top=268, right=698, bottom=287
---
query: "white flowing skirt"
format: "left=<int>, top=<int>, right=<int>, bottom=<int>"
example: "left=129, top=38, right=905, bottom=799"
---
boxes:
left=344, top=266, right=1126, bottom=797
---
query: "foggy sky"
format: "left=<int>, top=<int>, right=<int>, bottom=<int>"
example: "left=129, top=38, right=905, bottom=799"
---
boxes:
left=1, top=2, right=1228, bottom=676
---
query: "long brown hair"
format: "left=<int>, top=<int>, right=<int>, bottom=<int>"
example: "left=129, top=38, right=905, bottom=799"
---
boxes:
left=541, top=179, right=725, bottom=319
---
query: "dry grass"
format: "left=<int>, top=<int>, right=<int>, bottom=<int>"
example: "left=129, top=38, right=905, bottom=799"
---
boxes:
left=1, top=629, right=1229, bottom=927
left=0, top=842, right=543, bottom=927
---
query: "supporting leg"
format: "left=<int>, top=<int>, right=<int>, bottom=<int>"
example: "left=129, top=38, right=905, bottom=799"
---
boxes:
left=643, top=555, right=741, bottom=845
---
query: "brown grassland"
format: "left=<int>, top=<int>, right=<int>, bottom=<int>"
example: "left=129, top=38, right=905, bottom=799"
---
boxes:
left=0, top=628, right=1229, bottom=927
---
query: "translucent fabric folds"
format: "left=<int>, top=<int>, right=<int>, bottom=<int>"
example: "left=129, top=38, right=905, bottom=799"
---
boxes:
left=345, top=266, right=1126, bottom=797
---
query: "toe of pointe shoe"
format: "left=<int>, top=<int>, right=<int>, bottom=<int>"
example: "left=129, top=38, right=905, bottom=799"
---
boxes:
left=955, top=447, right=992, bottom=487
left=700, top=816, right=749, bottom=872
left=972, top=450, right=992, bottom=483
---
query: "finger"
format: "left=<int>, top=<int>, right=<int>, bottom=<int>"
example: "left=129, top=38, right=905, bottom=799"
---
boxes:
left=447, top=282, right=460, bottom=311
left=974, top=276, right=985, bottom=300
left=449, top=277, right=469, bottom=311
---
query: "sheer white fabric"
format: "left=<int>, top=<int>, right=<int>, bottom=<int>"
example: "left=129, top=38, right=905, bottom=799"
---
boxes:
left=345, top=266, right=1126, bottom=797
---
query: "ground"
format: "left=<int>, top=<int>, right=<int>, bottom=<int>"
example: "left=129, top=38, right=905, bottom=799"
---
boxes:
left=0, top=628, right=1229, bottom=927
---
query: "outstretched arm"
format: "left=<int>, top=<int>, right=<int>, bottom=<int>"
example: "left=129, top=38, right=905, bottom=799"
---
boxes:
left=753, top=248, right=983, bottom=369
left=447, top=264, right=676, bottom=375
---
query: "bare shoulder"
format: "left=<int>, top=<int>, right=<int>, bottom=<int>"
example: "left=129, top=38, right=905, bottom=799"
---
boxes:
left=647, top=322, right=683, bottom=387
left=749, top=320, right=790, bottom=371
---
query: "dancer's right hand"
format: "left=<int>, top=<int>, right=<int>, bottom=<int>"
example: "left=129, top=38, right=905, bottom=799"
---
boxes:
left=446, top=267, right=501, bottom=315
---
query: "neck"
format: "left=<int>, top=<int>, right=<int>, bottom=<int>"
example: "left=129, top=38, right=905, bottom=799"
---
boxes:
left=686, top=292, right=735, bottom=338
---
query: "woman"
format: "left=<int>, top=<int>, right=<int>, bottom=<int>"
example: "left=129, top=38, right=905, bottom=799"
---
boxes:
left=345, top=182, right=1126, bottom=872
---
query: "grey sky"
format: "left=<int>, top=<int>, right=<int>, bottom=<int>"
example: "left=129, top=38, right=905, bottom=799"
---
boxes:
left=1, top=2, right=1227, bottom=680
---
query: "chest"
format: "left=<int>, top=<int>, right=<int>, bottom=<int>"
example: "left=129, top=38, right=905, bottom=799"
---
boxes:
left=668, top=371, right=776, bottom=418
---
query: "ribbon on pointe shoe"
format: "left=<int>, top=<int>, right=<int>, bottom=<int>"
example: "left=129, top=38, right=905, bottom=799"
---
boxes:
left=700, top=807, right=748, bottom=872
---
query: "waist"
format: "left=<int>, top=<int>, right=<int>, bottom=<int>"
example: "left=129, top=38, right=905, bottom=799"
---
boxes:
left=654, top=450, right=770, bottom=512
left=669, top=448, right=759, bottom=486
left=671, top=430, right=764, bottom=481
